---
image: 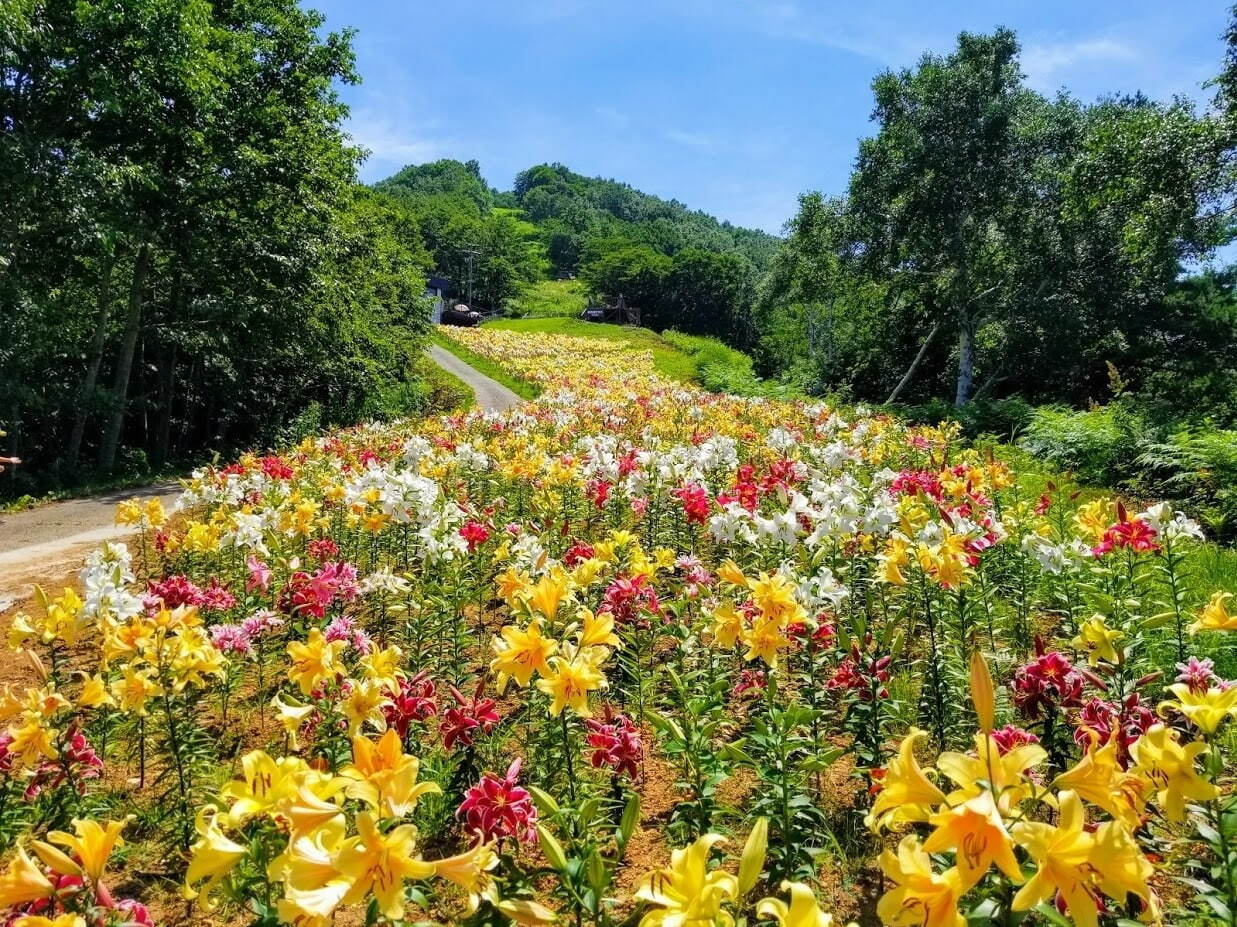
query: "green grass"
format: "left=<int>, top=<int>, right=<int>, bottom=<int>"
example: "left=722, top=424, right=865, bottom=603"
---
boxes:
left=429, top=331, right=543, bottom=400
left=412, top=352, right=475, bottom=413
left=660, top=330, right=790, bottom=397
left=506, top=279, right=589, bottom=318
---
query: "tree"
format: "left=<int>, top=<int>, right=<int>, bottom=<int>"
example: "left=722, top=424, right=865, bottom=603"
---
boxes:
left=846, top=28, right=1026, bottom=406
left=761, top=25, right=1233, bottom=411
left=0, top=0, right=434, bottom=497
left=659, top=250, right=756, bottom=347
left=579, top=241, right=671, bottom=313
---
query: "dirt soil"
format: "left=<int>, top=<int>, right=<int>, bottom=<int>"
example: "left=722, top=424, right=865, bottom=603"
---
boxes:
left=0, top=483, right=182, bottom=617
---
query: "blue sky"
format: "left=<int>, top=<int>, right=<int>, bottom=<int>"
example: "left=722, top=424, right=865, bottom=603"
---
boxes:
left=311, top=0, right=1232, bottom=236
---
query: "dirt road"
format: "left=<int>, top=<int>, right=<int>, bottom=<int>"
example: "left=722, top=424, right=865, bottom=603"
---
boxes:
left=0, top=348, right=520, bottom=615
left=428, top=343, right=522, bottom=413
left=0, top=483, right=182, bottom=612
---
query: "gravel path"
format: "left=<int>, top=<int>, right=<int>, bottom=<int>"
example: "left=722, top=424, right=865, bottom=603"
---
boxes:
left=428, top=343, right=522, bottom=413
left=0, top=483, right=181, bottom=611
left=0, top=347, right=519, bottom=611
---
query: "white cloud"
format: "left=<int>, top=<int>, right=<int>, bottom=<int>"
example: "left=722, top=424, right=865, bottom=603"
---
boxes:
left=344, top=110, right=454, bottom=178
left=664, top=129, right=719, bottom=151
left=1021, top=37, right=1137, bottom=90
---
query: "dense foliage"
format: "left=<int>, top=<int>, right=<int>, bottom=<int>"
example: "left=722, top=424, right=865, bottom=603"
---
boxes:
left=755, top=26, right=1236, bottom=420
left=371, top=159, right=775, bottom=340
left=374, top=160, right=546, bottom=310
left=3, top=328, right=1236, bottom=927
left=0, top=0, right=434, bottom=499
left=511, top=162, right=780, bottom=274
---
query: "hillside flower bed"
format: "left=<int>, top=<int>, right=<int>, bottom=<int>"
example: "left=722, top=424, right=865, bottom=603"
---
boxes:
left=1, top=328, right=1236, bottom=927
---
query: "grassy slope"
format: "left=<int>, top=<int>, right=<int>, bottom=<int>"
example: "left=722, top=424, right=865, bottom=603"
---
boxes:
left=506, top=279, right=589, bottom=318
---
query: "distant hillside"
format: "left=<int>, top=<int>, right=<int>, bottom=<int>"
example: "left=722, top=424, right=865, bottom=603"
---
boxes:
left=505, top=163, right=780, bottom=272
left=371, top=160, right=777, bottom=342
left=372, top=159, right=780, bottom=276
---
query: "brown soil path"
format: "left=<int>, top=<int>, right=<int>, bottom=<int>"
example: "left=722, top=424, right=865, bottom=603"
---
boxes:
left=0, top=483, right=181, bottom=613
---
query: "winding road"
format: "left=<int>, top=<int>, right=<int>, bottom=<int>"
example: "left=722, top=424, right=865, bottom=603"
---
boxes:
left=428, top=343, right=521, bottom=413
left=0, top=346, right=519, bottom=611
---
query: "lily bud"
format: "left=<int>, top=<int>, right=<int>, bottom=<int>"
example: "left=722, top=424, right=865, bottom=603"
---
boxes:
left=969, top=648, right=995, bottom=733
left=737, top=817, right=768, bottom=895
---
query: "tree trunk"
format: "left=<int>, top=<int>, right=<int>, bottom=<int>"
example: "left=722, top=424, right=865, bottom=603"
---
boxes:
left=153, top=342, right=178, bottom=468
left=954, top=312, right=975, bottom=407
left=886, top=320, right=941, bottom=404
left=68, top=256, right=116, bottom=468
left=98, top=242, right=151, bottom=471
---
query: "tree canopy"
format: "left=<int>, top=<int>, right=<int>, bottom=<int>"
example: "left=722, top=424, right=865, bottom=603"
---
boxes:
left=1, top=0, right=433, bottom=496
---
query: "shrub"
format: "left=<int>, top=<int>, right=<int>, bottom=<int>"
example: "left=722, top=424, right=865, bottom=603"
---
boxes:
left=1016, top=404, right=1145, bottom=486
left=891, top=398, right=1035, bottom=441
left=1137, top=427, right=1237, bottom=542
left=660, top=330, right=787, bottom=397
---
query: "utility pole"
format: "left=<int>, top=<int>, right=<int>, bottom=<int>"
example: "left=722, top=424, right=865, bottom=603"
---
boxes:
left=462, top=246, right=481, bottom=310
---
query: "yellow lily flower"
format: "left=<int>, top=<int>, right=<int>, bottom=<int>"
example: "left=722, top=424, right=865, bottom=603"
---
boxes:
left=749, top=572, right=803, bottom=625
left=938, top=732, right=1046, bottom=815
left=866, top=728, right=946, bottom=832
left=876, top=836, right=965, bottom=927
left=757, top=880, right=854, bottom=927
left=1127, top=723, right=1219, bottom=821
left=740, top=615, right=792, bottom=668
left=1053, top=736, right=1146, bottom=827
left=1071, top=615, right=1124, bottom=666
left=879, top=537, right=911, bottom=586
left=110, top=666, right=160, bottom=716
left=271, top=816, right=352, bottom=927
left=1012, top=791, right=1103, bottom=927
left=271, top=692, right=315, bottom=749
left=536, top=650, right=606, bottom=717
left=1092, top=819, right=1159, bottom=921
left=7, top=720, right=57, bottom=769
left=13, top=915, right=86, bottom=927
left=221, top=750, right=307, bottom=825
left=709, top=600, right=744, bottom=649
left=1159, top=683, right=1237, bottom=735
left=490, top=621, right=558, bottom=690
left=340, top=677, right=391, bottom=736
left=634, top=833, right=738, bottom=927
left=183, top=807, right=246, bottom=911
left=42, top=817, right=127, bottom=884
left=495, top=566, right=532, bottom=605
left=0, top=846, right=55, bottom=908
left=340, top=728, right=441, bottom=818
left=576, top=608, right=621, bottom=651
left=1192, top=591, right=1236, bottom=633
left=528, top=567, right=572, bottom=621
left=337, top=811, right=435, bottom=920
left=358, top=644, right=404, bottom=687
left=76, top=674, right=114, bottom=709
left=433, top=841, right=499, bottom=911
left=286, top=628, right=347, bottom=696
left=717, top=559, right=749, bottom=587
left=922, top=791, right=1022, bottom=891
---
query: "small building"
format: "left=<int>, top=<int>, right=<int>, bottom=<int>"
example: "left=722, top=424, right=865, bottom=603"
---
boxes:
left=425, top=275, right=452, bottom=323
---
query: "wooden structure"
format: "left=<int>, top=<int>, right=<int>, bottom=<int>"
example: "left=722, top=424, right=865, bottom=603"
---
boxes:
left=581, top=294, right=641, bottom=326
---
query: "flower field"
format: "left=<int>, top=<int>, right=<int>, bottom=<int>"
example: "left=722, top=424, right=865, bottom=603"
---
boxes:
left=3, top=326, right=1237, bottom=927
